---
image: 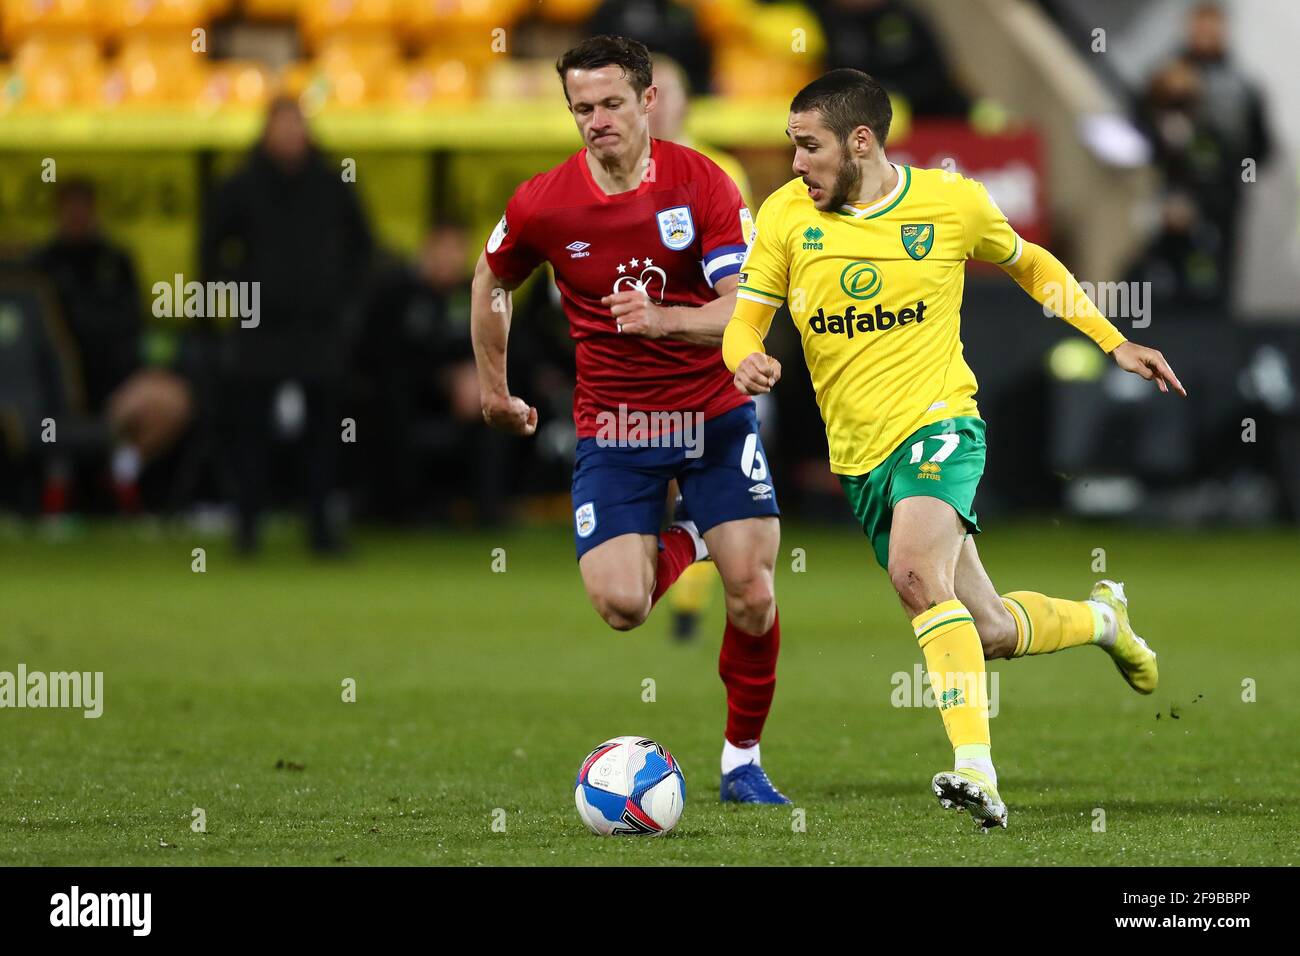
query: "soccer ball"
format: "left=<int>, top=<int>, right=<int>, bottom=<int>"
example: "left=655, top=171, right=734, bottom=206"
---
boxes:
left=574, top=736, right=686, bottom=836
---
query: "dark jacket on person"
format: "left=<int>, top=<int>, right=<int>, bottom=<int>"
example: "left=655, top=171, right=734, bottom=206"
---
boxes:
left=201, top=144, right=373, bottom=382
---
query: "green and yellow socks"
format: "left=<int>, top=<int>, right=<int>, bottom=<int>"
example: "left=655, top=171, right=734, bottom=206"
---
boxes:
left=913, top=599, right=996, bottom=782
left=1001, top=591, right=1117, bottom=657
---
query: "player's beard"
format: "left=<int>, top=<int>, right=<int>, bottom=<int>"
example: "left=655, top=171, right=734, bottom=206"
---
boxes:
left=826, top=150, right=863, bottom=211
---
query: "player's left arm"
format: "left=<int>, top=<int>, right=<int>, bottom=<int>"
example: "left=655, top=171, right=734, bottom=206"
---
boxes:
left=965, top=178, right=1185, bottom=397
left=601, top=275, right=738, bottom=346
left=1000, top=243, right=1186, bottom=396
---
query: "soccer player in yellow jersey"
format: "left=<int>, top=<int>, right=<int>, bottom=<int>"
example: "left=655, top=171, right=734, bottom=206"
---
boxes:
left=722, top=69, right=1187, bottom=830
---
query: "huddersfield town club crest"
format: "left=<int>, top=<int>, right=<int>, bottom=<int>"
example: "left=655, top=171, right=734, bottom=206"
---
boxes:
left=656, top=205, right=695, bottom=251
left=575, top=501, right=596, bottom=538
left=901, top=223, right=934, bottom=260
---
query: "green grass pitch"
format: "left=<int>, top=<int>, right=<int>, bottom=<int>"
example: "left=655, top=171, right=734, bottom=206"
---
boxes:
left=1, top=519, right=1297, bottom=866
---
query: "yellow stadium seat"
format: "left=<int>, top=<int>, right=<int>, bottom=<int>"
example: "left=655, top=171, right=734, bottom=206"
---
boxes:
left=535, top=0, right=599, bottom=24
left=103, top=0, right=213, bottom=36
left=102, top=34, right=208, bottom=105
left=685, top=0, right=755, bottom=41
left=482, top=57, right=558, bottom=101
left=11, top=35, right=104, bottom=108
left=242, top=0, right=300, bottom=18
left=199, top=60, right=273, bottom=109
left=402, top=0, right=528, bottom=47
left=299, top=0, right=399, bottom=49
left=302, top=33, right=401, bottom=107
left=392, top=55, right=479, bottom=105
left=713, top=40, right=815, bottom=99
left=3, top=0, right=103, bottom=45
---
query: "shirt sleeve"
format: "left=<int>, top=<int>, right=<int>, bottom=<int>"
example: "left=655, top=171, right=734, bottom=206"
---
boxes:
left=696, top=158, right=751, bottom=289
left=483, top=188, right=542, bottom=286
left=734, top=192, right=789, bottom=310
left=961, top=176, right=1022, bottom=266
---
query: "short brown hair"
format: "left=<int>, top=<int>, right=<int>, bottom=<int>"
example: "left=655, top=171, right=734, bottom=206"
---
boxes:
left=790, top=69, right=893, bottom=148
left=555, top=35, right=653, bottom=101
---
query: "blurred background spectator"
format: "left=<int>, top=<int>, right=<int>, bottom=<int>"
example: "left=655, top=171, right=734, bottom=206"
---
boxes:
left=201, top=96, right=373, bottom=554
left=351, top=221, right=509, bottom=526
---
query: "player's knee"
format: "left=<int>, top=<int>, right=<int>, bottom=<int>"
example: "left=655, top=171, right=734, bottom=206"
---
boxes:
left=724, top=574, right=775, bottom=634
left=887, top=559, right=950, bottom=618
left=592, top=588, right=650, bottom=632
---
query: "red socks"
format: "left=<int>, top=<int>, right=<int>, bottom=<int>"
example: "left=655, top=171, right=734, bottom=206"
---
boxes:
left=719, top=608, right=780, bottom=747
left=650, top=526, right=697, bottom=605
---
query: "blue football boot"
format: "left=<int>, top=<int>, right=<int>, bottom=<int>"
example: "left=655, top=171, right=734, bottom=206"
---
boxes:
left=720, top=763, right=792, bottom=804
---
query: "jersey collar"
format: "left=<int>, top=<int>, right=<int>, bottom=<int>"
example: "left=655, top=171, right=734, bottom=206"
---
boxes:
left=838, top=163, right=910, bottom=219
left=578, top=137, right=658, bottom=204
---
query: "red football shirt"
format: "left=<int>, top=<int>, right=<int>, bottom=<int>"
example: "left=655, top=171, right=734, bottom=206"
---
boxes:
left=484, top=138, right=752, bottom=437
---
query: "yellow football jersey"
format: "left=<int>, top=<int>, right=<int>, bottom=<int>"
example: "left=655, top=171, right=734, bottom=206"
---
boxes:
left=731, top=164, right=1121, bottom=475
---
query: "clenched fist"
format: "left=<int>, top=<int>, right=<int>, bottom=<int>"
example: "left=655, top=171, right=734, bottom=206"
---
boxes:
left=734, top=353, right=782, bottom=395
left=481, top=393, right=538, bottom=436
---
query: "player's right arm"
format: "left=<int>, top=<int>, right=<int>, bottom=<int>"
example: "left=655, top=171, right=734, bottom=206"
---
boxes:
left=723, top=193, right=788, bottom=395
left=472, top=200, right=544, bottom=436
left=470, top=251, right=536, bottom=435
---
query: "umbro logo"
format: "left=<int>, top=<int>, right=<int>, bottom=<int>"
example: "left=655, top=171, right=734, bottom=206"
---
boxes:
left=748, top=482, right=773, bottom=500
left=567, top=241, right=591, bottom=258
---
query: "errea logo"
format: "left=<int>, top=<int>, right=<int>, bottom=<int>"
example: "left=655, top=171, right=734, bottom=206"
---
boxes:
left=566, top=241, right=591, bottom=258
left=802, top=226, right=824, bottom=250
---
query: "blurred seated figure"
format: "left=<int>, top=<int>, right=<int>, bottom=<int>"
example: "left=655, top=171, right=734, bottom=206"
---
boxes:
left=31, top=180, right=141, bottom=417
left=202, top=96, right=374, bottom=554
left=352, top=221, right=505, bottom=524
left=813, top=0, right=968, bottom=116
left=1126, top=193, right=1228, bottom=310
left=29, top=179, right=193, bottom=513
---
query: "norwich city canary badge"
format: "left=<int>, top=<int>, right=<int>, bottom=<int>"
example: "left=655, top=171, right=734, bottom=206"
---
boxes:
left=901, top=223, right=934, bottom=260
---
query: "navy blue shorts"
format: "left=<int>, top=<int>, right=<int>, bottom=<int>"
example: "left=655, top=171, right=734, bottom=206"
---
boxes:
left=571, top=402, right=780, bottom=559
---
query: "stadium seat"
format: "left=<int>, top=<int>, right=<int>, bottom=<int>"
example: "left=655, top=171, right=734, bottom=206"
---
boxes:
left=482, top=57, right=558, bottom=101
left=199, top=60, right=273, bottom=110
left=685, top=0, right=754, bottom=41
left=103, top=34, right=208, bottom=105
left=402, top=0, right=529, bottom=49
left=10, top=35, right=104, bottom=109
left=392, top=55, right=479, bottom=105
left=299, top=0, right=399, bottom=50
left=713, top=40, right=816, bottom=99
left=534, top=0, right=600, bottom=23
left=301, top=33, right=402, bottom=107
left=1, top=0, right=102, bottom=47
left=102, top=0, right=213, bottom=39
left=242, top=0, right=300, bottom=19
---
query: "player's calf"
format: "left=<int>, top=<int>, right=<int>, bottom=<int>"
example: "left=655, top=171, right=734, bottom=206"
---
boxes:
left=968, top=598, right=1018, bottom=660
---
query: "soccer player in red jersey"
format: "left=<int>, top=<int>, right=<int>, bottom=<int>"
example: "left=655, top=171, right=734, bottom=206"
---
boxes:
left=471, top=36, right=789, bottom=803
